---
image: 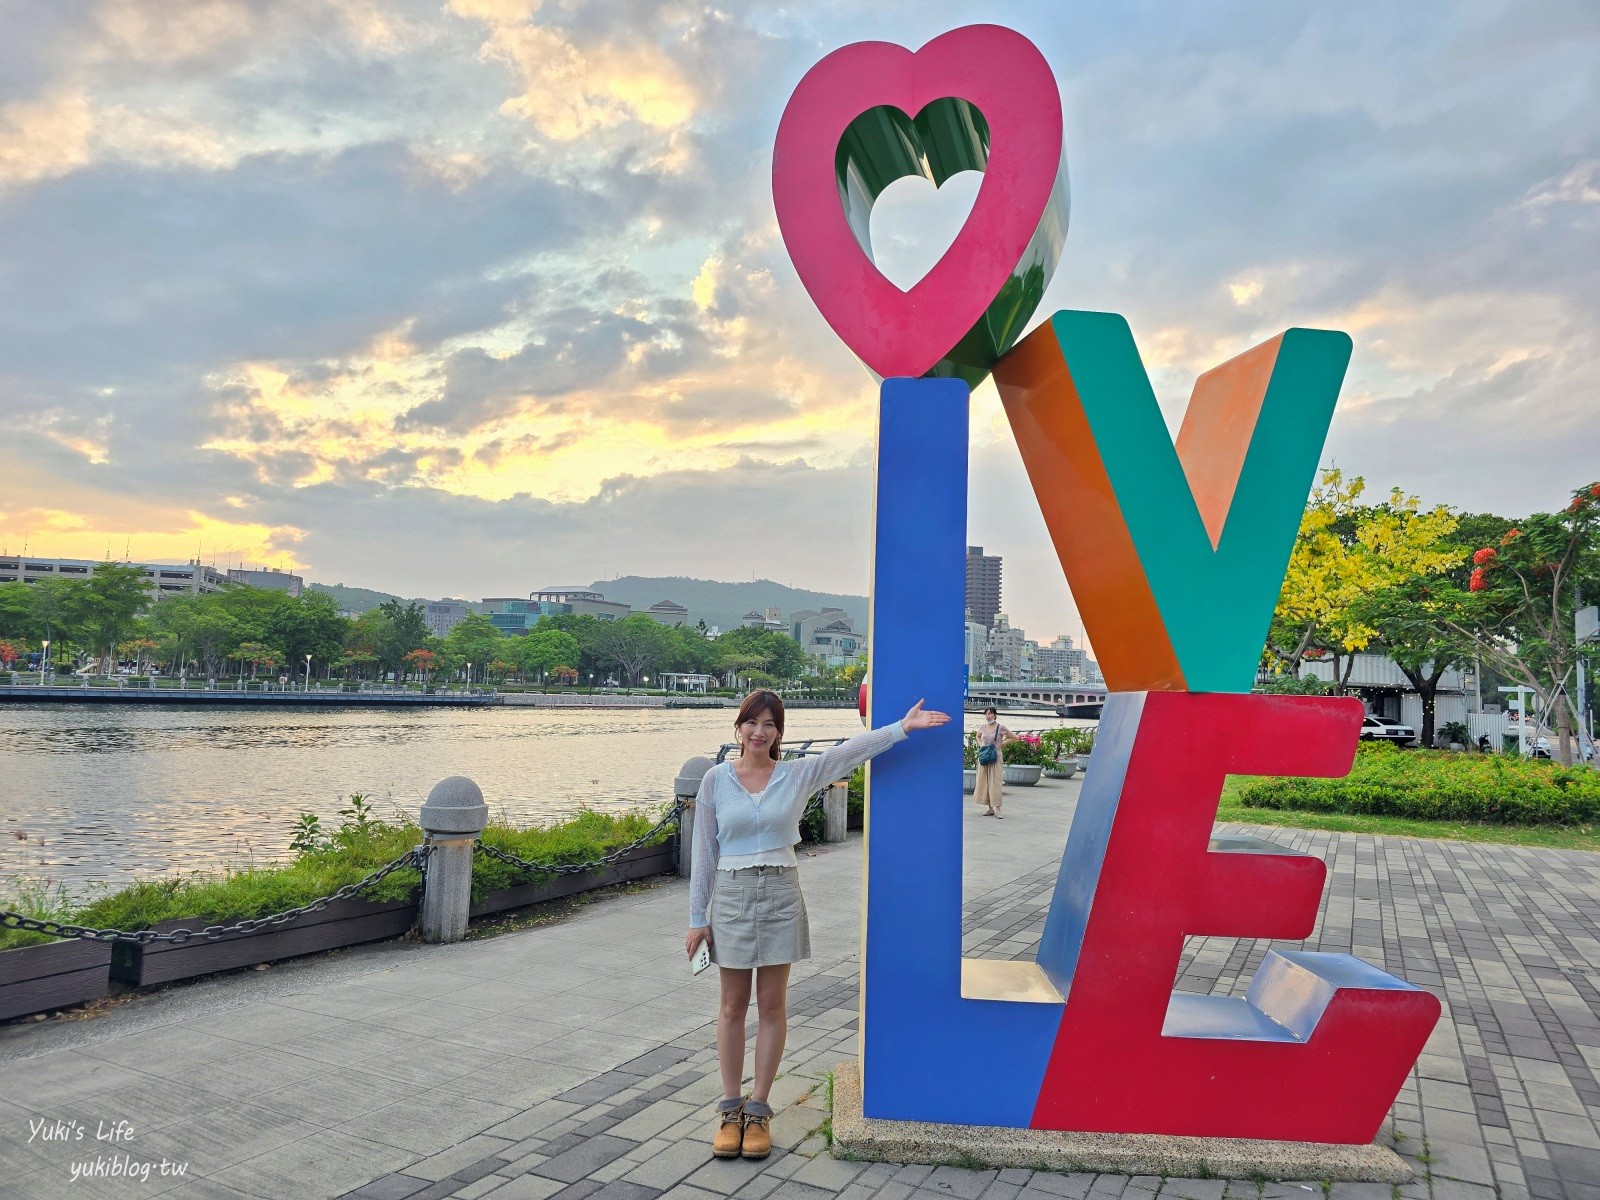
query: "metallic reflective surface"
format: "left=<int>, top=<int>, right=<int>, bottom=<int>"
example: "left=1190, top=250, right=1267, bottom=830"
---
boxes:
left=774, top=24, right=1067, bottom=387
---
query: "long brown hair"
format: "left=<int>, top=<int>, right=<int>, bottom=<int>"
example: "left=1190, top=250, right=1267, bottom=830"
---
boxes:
left=734, top=690, right=785, bottom=761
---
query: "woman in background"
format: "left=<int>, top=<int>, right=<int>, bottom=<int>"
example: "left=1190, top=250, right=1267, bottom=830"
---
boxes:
left=973, top=705, right=1015, bottom=818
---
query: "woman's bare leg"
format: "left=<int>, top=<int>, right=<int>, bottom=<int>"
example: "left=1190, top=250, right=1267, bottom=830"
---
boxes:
left=750, top=963, right=792, bottom=1104
left=718, top=967, right=753, bottom=1099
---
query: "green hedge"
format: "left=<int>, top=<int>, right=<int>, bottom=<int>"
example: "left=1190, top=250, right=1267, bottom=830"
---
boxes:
left=1236, top=743, right=1600, bottom=826
left=0, top=806, right=672, bottom=953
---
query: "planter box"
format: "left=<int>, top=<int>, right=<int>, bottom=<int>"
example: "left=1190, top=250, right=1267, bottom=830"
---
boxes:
left=471, top=839, right=677, bottom=918
left=963, top=769, right=977, bottom=794
left=0, top=938, right=113, bottom=1021
left=1043, top=757, right=1081, bottom=780
left=110, top=895, right=418, bottom=988
left=1003, top=764, right=1044, bottom=786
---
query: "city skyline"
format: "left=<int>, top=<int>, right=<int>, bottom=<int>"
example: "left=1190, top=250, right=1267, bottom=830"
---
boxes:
left=0, top=2, right=1595, bottom=646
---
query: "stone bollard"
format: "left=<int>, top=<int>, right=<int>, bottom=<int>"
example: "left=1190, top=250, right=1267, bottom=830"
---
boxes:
left=419, top=776, right=488, bottom=943
left=822, top=780, right=849, bottom=843
left=674, top=756, right=716, bottom=877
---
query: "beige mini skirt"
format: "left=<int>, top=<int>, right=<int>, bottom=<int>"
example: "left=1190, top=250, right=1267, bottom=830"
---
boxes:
left=709, top=865, right=811, bottom=969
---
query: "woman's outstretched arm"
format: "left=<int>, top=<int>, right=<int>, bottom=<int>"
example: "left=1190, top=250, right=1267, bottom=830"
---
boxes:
left=789, top=699, right=951, bottom=796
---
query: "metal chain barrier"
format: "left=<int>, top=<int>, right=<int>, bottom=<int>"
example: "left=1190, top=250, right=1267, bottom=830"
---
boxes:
left=0, top=845, right=431, bottom=946
left=474, top=803, right=684, bottom=879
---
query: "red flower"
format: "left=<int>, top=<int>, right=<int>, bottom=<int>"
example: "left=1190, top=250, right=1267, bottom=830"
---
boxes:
left=1472, top=547, right=1496, bottom=565
left=1500, top=528, right=1521, bottom=544
left=1590, top=483, right=1600, bottom=498
left=1469, top=568, right=1488, bottom=592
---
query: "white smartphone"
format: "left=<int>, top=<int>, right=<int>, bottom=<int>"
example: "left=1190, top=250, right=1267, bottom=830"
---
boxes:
left=691, top=941, right=712, bottom=976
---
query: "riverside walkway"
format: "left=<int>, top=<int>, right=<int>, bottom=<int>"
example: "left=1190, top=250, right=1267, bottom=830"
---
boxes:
left=3, top=778, right=1599, bottom=1200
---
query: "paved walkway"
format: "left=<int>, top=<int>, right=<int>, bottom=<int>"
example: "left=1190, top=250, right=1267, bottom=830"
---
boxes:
left=4, top=777, right=1600, bottom=1200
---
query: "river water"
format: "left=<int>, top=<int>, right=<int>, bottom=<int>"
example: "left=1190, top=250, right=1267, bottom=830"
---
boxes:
left=0, top=704, right=1072, bottom=898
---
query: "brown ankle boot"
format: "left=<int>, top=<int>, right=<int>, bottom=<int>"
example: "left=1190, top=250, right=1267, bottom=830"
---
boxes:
left=712, top=1098, right=744, bottom=1159
left=741, top=1099, right=773, bottom=1160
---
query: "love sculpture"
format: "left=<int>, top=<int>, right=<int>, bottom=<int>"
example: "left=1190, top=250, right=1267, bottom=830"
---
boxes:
left=773, top=25, right=1440, bottom=1143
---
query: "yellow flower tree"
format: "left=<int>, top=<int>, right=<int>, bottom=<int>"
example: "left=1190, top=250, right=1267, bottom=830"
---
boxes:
left=1266, top=470, right=1461, bottom=690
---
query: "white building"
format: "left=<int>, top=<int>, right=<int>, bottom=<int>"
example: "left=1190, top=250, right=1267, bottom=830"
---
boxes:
left=1296, top=652, right=1470, bottom=736
left=0, top=556, right=227, bottom=595
left=1033, top=634, right=1090, bottom=684
left=789, top=607, right=863, bottom=667
left=741, top=606, right=785, bottom=632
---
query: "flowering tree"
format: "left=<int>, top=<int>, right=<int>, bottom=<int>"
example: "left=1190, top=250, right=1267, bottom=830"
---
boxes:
left=403, top=647, right=437, bottom=683
left=0, top=639, right=21, bottom=670
left=1266, top=470, right=1460, bottom=687
left=1440, top=483, right=1600, bottom=764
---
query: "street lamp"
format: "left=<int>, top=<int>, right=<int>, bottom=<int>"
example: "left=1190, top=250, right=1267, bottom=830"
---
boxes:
left=305, top=653, right=312, bottom=692
left=39, top=638, right=49, bottom=686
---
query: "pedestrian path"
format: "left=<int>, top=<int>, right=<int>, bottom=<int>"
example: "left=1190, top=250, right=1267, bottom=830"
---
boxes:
left=3, top=778, right=1599, bottom=1199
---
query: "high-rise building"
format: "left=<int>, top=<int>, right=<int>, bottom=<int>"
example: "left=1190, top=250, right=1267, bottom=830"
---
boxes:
left=966, top=545, right=1002, bottom=628
left=987, top=614, right=1027, bottom=681
left=425, top=600, right=473, bottom=638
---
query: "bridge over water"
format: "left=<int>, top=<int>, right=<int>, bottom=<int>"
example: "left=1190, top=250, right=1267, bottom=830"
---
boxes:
left=965, top=680, right=1106, bottom=718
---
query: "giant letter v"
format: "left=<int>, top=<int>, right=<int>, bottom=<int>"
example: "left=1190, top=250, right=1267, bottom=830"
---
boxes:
left=992, top=311, right=1351, bottom=694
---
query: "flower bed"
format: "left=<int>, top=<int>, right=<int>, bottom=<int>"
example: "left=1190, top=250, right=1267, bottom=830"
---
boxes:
left=1, top=804, right=676, bottom=1019
left=1235, top=743, right=1600, bottom=825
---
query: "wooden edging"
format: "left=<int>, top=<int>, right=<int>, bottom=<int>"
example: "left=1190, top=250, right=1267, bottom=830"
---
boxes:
left=0, top=939, right=113, bottom=1022
left=110, top=896, right=420, bottom=988
left=1, top=838, right=680, bottom=1019
left=470, top=840, right=678, bottom=918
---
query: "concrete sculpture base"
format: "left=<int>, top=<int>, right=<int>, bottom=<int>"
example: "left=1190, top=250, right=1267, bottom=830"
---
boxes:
left=829, top=1062, right=1413, bottom=1183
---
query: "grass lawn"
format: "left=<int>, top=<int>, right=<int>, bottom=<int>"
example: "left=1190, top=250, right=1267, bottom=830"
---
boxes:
left=1217, top=777, right=1600, bottom=853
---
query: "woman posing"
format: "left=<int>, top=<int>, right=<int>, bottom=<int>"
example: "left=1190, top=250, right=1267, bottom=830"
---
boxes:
left=973, top=706, right=1016, bottom=818
left=685, top=689, right=950, bottom=1160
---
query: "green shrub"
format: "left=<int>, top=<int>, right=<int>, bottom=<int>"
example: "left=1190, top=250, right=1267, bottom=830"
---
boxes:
left=0, top=881, right=80, bottom=953
left=473, top=809, right=671, bottom=900
left=2, top=803, right=674, bottom=951
left=1039, top=727, right=1096, bottom=758
left=1235, top=743, right=1600, bottom=826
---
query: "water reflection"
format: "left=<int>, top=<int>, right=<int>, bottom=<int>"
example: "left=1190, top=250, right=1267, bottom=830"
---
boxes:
left=0, top=704, right=1078, bottom=897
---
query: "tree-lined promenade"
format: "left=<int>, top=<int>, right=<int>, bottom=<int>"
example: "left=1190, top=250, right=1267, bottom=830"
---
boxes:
left=0, top=574, right=851, bottom=696
left=0, top=477, right=1594, bottom=755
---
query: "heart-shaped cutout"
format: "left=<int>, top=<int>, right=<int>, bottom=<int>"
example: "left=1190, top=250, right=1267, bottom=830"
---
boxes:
left=867, top=169, right=982, bottom=292
left=773, top=26, right=1069, bottom=388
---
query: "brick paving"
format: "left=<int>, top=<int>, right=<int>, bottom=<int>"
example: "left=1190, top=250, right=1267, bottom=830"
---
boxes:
left=3, top=776, right=1599, bottom=1198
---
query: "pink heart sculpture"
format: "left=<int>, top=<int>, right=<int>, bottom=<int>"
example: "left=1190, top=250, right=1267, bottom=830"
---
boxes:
left=773, top=25, right=1068, bottom=386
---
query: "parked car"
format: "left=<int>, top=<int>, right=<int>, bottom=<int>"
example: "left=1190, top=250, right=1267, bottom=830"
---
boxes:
left=1360, top=715, right=1417, bottom=746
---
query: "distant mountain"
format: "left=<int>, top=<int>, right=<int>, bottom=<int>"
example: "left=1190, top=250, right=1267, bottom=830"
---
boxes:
left=306, top=575, right=866, bottom=634
left=588, top=576, right=867, bottom=634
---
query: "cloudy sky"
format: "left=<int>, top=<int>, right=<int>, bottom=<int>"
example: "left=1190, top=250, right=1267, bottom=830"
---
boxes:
left=0, top=0, right=1595, bottom=650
